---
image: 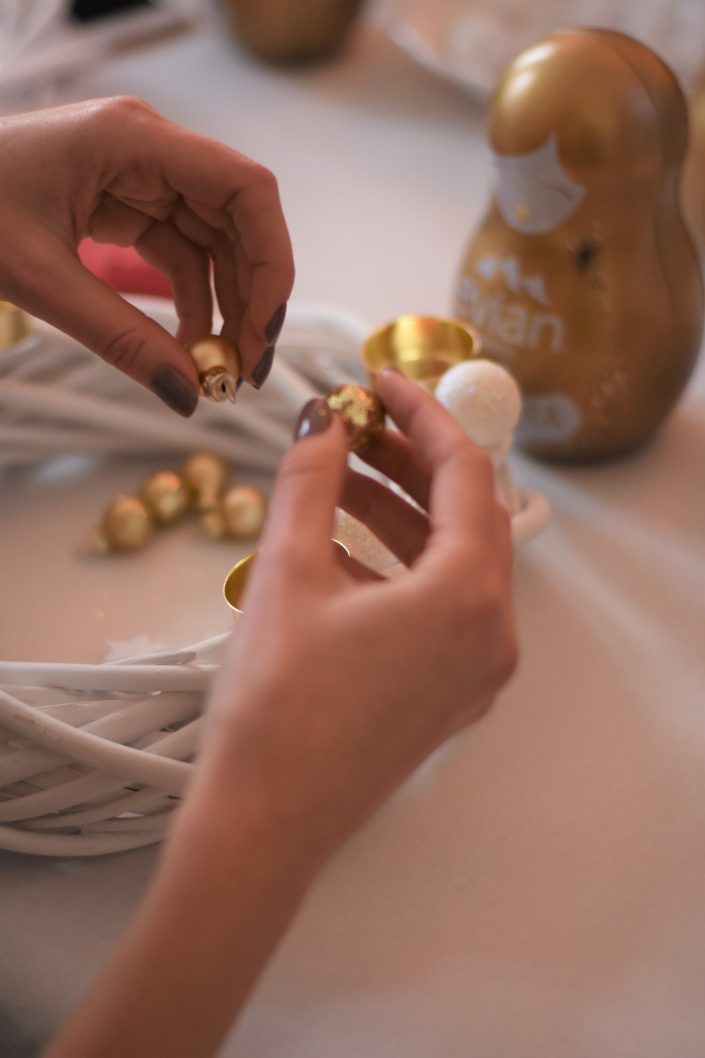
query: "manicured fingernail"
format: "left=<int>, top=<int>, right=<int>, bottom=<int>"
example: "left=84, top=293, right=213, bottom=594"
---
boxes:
left=265, top=303, right=287, bottom=344
left=294, top=398, right=333, bottom=440
left=252, top=344, right=275, bottom=389
left=151, top=366, right=198, bottom=417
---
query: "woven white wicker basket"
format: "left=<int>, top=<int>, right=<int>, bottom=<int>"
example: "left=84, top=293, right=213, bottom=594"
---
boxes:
left=0, top=298, right=548, bottom=857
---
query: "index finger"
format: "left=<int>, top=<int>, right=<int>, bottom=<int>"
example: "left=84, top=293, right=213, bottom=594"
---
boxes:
left=160, top=130, right=293, bottom=333
left=102, top=105, right=294, bottom=348
left=374, top=369, right=498, bottom=546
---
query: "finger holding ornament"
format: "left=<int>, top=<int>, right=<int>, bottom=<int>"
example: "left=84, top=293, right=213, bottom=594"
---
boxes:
left=254, top=399, right=348, bottom=591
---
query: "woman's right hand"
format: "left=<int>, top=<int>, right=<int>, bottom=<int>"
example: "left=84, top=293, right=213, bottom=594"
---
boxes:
left=44, top=370, right=517, bottom=1058
left=194, top=368, right=517, bottom=863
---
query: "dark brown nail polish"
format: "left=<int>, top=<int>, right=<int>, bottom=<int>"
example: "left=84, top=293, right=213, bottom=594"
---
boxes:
left=294, top=398, right=333, bottom=440
left=252, top=344, right=275, bottom=389
left=151, top=366, right=198, bottom=417
left=265, top=302, right=287, bottom=344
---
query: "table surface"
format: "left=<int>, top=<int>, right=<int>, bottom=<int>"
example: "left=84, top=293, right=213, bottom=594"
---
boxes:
left=2, top=12, right=705, bottom=1058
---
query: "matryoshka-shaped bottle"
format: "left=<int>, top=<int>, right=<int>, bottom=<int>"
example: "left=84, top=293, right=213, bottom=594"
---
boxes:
left=454, top=29, right=703, bottom=460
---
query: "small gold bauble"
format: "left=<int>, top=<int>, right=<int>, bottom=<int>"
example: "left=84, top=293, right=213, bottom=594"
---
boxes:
left=100, top=496, right=154, bottom=551
left=141, top=471, right=192, bottom=525
left=182, top=452, right=230, bottom=511
left=325, top=384, right=385, bottom=451
left=220, top=485, right=268, bottom=539
left=187, top=335, right=241, bottom=402
left=200, top=507, right=228, bottom=540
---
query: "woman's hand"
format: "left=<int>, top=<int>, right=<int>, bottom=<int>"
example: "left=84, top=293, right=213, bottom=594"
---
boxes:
left=198, top=368, right=517, bottom=860
left=0, top=98, right=294, bottom=414
left=44, top=372, right=516, bottom=1058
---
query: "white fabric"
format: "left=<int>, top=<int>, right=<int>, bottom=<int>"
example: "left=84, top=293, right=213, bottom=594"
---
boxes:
left=0, top=15, right=704, bottom=1058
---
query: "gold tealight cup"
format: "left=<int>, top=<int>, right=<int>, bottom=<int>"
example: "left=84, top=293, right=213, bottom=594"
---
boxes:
left=362, top=315, right=481, bottom=392
left=223, top=551, right=257, bottom=614
left=223, top=541, right=350, bottom=614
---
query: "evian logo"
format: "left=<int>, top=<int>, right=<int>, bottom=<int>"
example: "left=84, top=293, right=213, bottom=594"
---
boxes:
left=456, top=255, right=564, bottom=359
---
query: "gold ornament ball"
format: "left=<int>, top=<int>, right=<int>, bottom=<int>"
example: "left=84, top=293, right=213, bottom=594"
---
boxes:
left=141, top=471, right=192, bottom=525
left=187, top=335, right=241, bottom=402
left=100, top=496, right=154, bottom=551
left=200, top=507, right=228, bottom=540
left=221, top=485, right=268, bottom=539
left=325, top=384, right=385, bottom=451
left=182, top=452, right=230, bottom=511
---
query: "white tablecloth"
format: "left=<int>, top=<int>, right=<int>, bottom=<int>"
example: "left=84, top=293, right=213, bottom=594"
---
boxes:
left=1, top=14, right=705, bottom=1058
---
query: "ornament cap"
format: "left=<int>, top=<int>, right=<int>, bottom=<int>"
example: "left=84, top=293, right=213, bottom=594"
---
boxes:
left=200, top=367, right=238, bottom=403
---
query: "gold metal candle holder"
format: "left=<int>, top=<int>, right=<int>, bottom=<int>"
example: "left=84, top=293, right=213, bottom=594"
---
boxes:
left=223, top=551, right=257, bottom=614
left=224, top=541, right=350, bottom=614
left=361, top=315, right=481, bottom=392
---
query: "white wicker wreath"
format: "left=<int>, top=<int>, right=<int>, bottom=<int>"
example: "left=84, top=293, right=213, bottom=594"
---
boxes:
left=0, top=298, right=548, bottom=857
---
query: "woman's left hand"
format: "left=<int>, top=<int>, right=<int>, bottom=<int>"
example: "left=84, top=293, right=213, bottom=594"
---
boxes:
left=0, top=98, right=294, bottom=414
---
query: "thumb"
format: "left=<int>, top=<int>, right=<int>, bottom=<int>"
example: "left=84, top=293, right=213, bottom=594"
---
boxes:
left=14, top=238, right=200, bottom=417
left=260, top=398, right=347, bottom=577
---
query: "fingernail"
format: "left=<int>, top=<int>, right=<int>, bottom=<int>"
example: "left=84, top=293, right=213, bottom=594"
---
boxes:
left=294, top=398, right=333, bottom=440
left=265, top=302, right=287, bottom=344
left=252, top=344, right=275, bottom=389
left=151, top=366, right=198, bottom=417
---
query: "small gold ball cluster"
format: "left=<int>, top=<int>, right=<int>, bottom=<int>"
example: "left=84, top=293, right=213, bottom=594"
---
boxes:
left=92, top=452, right=267, bottom=553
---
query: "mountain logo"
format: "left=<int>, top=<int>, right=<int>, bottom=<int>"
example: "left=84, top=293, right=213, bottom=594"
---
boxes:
left=456, top=256, right=564, bottom=358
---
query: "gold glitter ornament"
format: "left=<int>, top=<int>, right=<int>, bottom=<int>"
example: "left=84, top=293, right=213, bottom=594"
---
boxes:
left=141, top=471, right=192, bottom=525
left=325, top=384, right=385, bottom=451
left=187, top=335, right=241, bottom=402
left=182, top=452, right=229, bottom=511
left=454, top=29, right=703, bottom=460
left=96, top=496, right=154, bottom=552
left=220, top=485, right=268, bottom=539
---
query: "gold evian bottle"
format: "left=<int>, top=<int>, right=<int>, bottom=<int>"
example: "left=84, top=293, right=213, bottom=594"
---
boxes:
left=454, top=29, right=703, bottom=461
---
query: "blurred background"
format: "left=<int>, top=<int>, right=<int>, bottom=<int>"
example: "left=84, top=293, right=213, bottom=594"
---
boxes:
left=1, top=1, right=703, bottom=246
left=1, top=1, right=703, bottom=112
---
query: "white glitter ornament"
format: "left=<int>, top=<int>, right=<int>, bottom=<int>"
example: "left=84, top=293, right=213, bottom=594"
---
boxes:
left=436, top=359, right=523, bottom=515
left=435, top=359, right=522, bottom=448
